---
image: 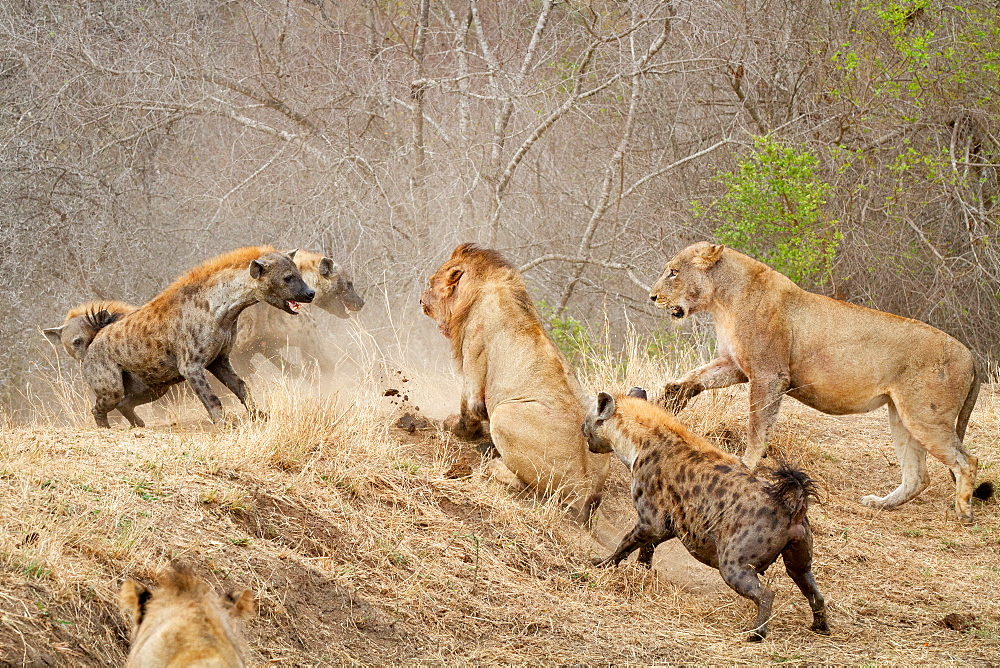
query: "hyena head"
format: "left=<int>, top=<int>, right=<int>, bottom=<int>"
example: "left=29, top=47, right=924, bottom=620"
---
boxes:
left=250, top=250, right=316, bottom=315
left=582, top=392, right=618, bottom=454
left=649, top=242, right=725, bottom=320
left=308, top=255, right=365, bottom=319
left=44, top=303, right=131, bottom=360
left=45, top=316, right=95, bottom=361
left=582, top=387, right=649, bottom=454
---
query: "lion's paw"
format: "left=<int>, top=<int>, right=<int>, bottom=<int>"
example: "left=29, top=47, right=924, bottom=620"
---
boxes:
left=656, top=382, right=699, bottom=414
left=859, top=494, right=889, bottom=509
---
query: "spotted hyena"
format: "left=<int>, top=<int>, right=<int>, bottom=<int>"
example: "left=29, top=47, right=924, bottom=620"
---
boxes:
left=82, top=246, right=314, bottom=428
left=44, top=301, right=169, bottom=427
left=44, top=300, right=137, bottom=361
left=231, top=250, right=363, bottom=376
left=583, top=388, right=830, bottom=642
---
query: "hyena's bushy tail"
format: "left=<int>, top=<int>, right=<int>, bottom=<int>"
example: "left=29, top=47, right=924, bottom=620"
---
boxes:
left=766, top=466, right=821, bottom=525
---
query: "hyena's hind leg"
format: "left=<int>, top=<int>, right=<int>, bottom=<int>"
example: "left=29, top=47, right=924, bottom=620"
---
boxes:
left=719, top=563, right=775, bottom=642
left=85, top=364, right=126, bottom=429
left=780, top=530, right=830, bottom=635
left=116, top=376, right=172, bottom=428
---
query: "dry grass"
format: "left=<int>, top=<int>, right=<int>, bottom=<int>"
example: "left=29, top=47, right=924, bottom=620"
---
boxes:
left=1, top=336, right=999, bottom=666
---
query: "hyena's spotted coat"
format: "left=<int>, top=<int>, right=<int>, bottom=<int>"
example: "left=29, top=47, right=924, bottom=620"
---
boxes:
left=44, top=301, right=169, bottom=427
left=83, top=246, right=314, bottom=427
left=583, top=388, right=830, bottom=642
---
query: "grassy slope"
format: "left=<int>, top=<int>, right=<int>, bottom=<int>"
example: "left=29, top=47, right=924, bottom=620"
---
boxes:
left=0, top=370, right=998, bottom=666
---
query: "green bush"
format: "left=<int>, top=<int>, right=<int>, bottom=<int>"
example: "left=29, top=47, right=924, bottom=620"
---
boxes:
left=535, top=300, right=593, bottom=363
left=697, top=136, right=841, bottom=288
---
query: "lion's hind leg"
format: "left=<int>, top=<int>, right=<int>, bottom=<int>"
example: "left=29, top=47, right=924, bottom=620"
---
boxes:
left=881, top=399, right=978, bottom=523
left=861, top=402, right=929, bottom=511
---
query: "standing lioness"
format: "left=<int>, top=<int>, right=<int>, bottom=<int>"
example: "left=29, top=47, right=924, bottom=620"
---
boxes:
left=651, top=242, right=986, bottom=523
left=421, top=243, right=610, bottom=520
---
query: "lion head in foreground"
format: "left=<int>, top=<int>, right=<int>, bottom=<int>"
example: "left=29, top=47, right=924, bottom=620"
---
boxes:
left=120, top=562, right=255, bottom=667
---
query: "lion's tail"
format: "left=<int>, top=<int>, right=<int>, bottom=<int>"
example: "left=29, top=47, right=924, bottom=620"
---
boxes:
left=956, top=360, right=981, bottom=442
left=766, top=466, right=821, bottom=526
left=956, top=360, right=993, bottom=502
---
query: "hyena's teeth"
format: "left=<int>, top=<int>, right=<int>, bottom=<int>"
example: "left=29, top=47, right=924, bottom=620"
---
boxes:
left=287, top=300, right=301, bottom=313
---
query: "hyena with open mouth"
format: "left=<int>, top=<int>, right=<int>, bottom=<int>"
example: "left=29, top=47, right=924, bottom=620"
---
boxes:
left=83, top=246, right=314, bottom=427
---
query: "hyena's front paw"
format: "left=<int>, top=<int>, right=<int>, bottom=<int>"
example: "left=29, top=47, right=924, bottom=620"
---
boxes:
left=636, top=543, right=656, bottom=569
left=656, top=382, right=699, bottom=414
left=591, top=555, right=614, bottom=568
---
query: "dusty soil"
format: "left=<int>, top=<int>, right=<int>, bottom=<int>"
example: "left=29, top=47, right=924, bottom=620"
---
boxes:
left=0, top=383, right=998, bottom=666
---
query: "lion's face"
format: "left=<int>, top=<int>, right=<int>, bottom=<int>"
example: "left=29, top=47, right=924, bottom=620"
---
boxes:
left=420, top=259, right=464, bottom=337
left=649, top=242, right=724, bottom=320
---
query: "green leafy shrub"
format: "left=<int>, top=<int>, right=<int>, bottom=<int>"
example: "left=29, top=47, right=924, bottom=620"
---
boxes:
left=697, top=136, right=841, bottom=288
left=535, top=300, right=594, bottom=363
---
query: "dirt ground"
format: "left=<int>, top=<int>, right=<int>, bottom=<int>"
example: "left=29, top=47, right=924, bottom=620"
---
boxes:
left=0, top=381, right=998, bottom=666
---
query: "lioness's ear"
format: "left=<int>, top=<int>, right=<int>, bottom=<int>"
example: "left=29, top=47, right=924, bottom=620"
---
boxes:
left=694, top=243, right=725, bottom=269
left=226, top=589, right=256, bottom=619
left=445, top=266, right=464, bottom=287
left=119, top=579, right=151, bottom=629
left=319, top=257, right=341, bottom=278
left=249, top=259, right=265, bottom=279
left=43, top=326, right=64, bottom=344
left=596, top=392, right=616, bottom=421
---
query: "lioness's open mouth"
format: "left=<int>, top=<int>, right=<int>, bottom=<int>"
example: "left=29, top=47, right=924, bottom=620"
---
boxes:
left=669, top=305, right=685, bottom=319
left=287, top=300, right=302, bottom=314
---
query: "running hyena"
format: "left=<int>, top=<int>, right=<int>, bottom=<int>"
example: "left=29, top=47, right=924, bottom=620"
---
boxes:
left=231, top=250, right=364, bottom=376
left=583, top=388, right=830, bottom=642
left=83, top=246, right=314, bottom=427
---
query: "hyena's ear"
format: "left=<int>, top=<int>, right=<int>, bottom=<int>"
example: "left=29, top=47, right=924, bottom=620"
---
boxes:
left=286, top=249, right=298, bottom=261
left=627, top=386, right=648, bottom=400
left=319, top=257, right=341, bottom=278
left=693, top=243, right=725, bottom=269
left=43, top=326, right=64, bottom=344
left=249, top=259, right=265, bottom=279
left=225, top=589, right=256, bottom=620
left=596, top=392, right=616, bottom=421
left=119, top=579, right=151, bottom=629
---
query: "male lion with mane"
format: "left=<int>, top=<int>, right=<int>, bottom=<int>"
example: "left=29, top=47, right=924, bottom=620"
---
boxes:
left=650, top=241, right=989, bottom=523
left=421, top=243, right=610, bottom=520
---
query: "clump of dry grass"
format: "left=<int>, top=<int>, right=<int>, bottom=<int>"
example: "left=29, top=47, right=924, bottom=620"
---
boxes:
left=1, top=329, right=998, bottom=665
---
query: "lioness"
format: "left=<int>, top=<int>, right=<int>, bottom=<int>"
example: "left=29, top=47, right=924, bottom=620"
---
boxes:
left=650, top=242, right=986, bottom=523
left=421, top=243, right=610, bottom=520
left=120, top=563, right=254, bottom=667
